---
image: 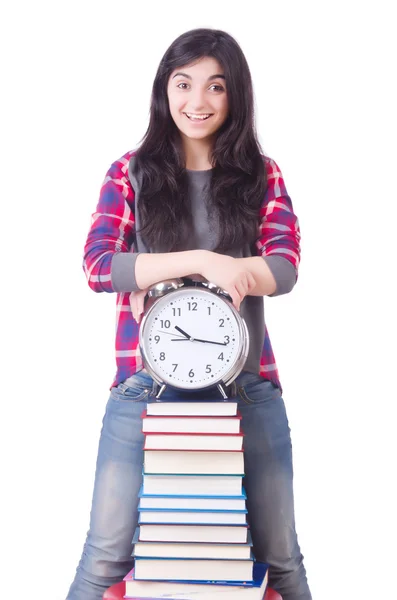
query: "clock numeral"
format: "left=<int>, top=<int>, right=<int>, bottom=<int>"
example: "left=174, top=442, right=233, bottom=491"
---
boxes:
left=219, top=319, right=225, bottom=327
left=189, top=369, right=195, bottom=378
left=154, top=335, right=160, bottom=344
left=218, top=353, right=224, bottom=361
left=205, top=365, right=212, bottom=373
left=207, top=307, right=211, bottom=315
left=160, top=320, right=171, bottom=328
left=172, top=364, right=178, bottom=372
left=159, top=352, right=166, bottom=361
left=172, top=308, right=181, bottom=316
left=224, top=336, right=230, bottom=344
left=188, top=302, right=198, bottom=311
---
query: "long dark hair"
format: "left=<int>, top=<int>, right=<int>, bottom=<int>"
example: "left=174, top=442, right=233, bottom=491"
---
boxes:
left=134, top=28, right=267, bottom=253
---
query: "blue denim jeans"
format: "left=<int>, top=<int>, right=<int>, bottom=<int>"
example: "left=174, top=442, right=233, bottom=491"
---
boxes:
left=66, top=371, right=311, bottom=600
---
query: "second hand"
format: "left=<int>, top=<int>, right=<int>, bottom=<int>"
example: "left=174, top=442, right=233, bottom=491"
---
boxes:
left=156, top=330, right=186, bottom=339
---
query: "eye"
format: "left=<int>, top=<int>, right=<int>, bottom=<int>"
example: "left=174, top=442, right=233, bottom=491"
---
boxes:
left=177, top=82, right=190, bottom=90
left=209, top=84, right=225, bottom=92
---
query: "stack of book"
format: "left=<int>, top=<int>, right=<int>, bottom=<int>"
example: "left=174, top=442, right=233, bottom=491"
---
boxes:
left=123, top=399, right=269, bottom=599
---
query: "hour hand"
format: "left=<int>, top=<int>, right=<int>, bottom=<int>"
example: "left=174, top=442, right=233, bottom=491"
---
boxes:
left=174, top=325, right=192, bottom=339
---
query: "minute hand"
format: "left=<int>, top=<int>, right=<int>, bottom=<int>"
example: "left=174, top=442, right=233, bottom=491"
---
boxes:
left=193, top=337, right=227, bottom=346
left=171, top=338, right=226, bottom=346
left=173, top=326, right=226, bottom=346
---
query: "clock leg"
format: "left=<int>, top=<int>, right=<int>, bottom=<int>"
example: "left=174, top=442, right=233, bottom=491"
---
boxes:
left=155, top=384, right=167, bottom=399
left=217, top=382, right=228, bottom=399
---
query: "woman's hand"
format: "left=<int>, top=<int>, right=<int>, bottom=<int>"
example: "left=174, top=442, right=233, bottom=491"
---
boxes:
left=200, top=253, right=256, bottom=311
left=129, top=253, right=256, bottom=320
left=129, top=288, right=149, bottom=323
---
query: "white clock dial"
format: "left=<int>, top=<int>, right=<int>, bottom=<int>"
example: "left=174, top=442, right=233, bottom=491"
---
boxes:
left=141, top=288, right=243, bottom=389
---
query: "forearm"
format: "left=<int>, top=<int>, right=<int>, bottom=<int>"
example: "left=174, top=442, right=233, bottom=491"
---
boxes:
left=134, top=250, right=207, bottom=290
left=235, top=255, right=297, bottom=297
left=112, top=249, right=295, bottom=300
left=235, top=256, right=277, bottom=296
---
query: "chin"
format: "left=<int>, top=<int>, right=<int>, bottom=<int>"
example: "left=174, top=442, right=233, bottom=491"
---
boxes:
left=184, top=131, right=214, bottom=140
left=179, top=125, right=218, bottom=140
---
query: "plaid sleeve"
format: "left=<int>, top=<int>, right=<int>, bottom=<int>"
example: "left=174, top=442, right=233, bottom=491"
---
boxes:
left=255, top=157, right=301, bottom=279
left=82, top=153, right=136, bottom=292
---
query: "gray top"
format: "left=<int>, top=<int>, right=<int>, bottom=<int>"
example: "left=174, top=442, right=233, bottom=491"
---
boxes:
left=110, top=157, right=296, bottom=374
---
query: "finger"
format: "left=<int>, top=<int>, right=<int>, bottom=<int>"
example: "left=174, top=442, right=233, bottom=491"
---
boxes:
left=137, top=293, right=146, bottom=314
left=129, top=294, right=137, bottom=310
left=138, top=291, right=148, bottom=320
left=228, top=286, right=241, bottom=311
left=235, top=272, right=256, bottom=298
left=235, top=278, right=249, bottom=300
left=129, top=294, right=136, bottom=312
left=130, top=289, right=148, bottom=323
left=129, top=295, right=140, bottom=322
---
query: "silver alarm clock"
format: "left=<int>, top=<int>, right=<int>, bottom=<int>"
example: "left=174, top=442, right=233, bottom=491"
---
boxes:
left=138, top=276, right=249, bottom=399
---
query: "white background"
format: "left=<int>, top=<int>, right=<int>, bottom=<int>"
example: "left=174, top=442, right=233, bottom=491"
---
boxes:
left=1, top=1, right=396, bottom=598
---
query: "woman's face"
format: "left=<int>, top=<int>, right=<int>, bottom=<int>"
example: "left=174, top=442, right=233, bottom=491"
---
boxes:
left=167, top=56, right=229, bottom=143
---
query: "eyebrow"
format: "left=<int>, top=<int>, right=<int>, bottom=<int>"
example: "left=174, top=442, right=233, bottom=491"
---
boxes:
left=172, top=72, right=225, bottom=81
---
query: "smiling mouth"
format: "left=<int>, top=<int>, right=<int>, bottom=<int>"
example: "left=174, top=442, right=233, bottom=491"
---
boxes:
left=184, top=113, right=213, bottom=121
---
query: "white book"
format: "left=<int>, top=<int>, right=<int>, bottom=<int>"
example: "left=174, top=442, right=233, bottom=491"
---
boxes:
left=142, top=474, right=244, bottom=496
left=144, top=450, right=244, bottom=475
left=132, top=530, right=253, bottom=560
left=138, top=492, right=247, bottom=511
left=138, top=510, right=247, bottom=525
left=139, top=523, right=248, bottom=543
left=142, top=411, right=242, bottom=434
left=144, top=433, right=244, bottom=451
left=147, top=401, right=238, bottom=416
left=133, top=557, right=254, bottom=582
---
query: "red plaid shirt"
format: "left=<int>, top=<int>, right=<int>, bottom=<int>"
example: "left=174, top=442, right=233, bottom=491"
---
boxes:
left=83, top=150, right=301, bottom=392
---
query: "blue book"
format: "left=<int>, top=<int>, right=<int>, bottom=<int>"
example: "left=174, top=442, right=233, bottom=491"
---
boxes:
left=132, top=526, right=253, bottom=543
left=138, top=484, right=247, bottom=510
left=139, top=507, right=248, bottom=515
left=131, top=527, right=254, bottom=560
left=133, top=554, right=255, bottom=583
left=139, top=507, right=247, bottom=512
left=124, top=561, right=269, bottom=597
left=138, top=509, right=248, bottom=526
left=138, top=522, right=248, bottom=544
left=138, top=484, right=247, bottom=499
left=142, top=469, right=245, bottom=477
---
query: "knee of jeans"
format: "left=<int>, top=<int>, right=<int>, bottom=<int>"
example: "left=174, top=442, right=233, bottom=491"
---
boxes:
left=79, top=539, right=133, bottom=579
left=82, top=516, right=133, bottom=577
left=81, top=461, right=140, bottom=569
left=262, top=527, right=303, bottom=569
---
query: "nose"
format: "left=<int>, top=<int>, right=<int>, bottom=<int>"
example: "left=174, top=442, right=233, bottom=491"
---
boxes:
left=188, top=87, right=207, bottom=111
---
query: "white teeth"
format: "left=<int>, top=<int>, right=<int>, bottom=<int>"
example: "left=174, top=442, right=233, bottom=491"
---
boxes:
left=185, top=113, right=211, bottom=120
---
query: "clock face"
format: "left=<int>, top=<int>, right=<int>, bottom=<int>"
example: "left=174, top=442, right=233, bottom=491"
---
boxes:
left=140, top=288, right=246, bottom=389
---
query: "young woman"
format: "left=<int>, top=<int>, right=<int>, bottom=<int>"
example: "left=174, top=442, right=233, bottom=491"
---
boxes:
left=67, top=28, right=312, bottom=600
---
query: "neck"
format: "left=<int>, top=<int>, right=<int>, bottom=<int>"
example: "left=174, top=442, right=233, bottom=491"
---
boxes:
left=182, top=135, right=214, bottom=171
